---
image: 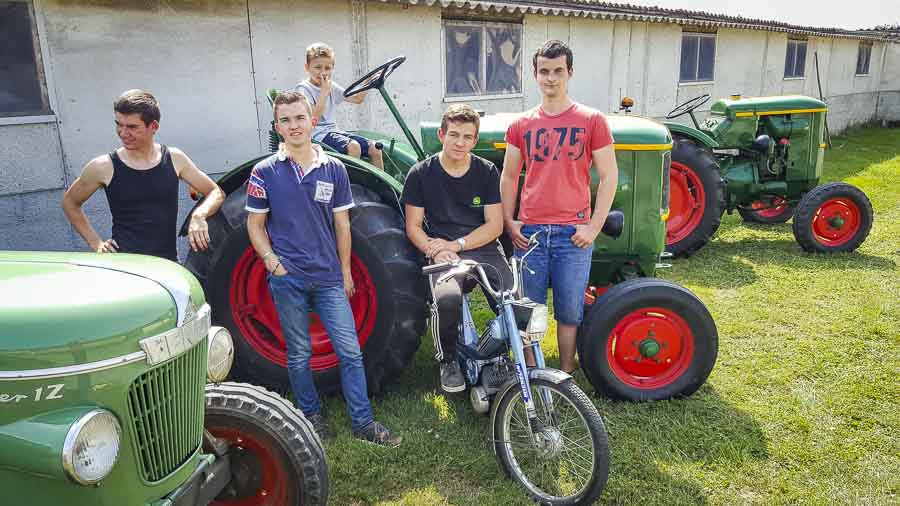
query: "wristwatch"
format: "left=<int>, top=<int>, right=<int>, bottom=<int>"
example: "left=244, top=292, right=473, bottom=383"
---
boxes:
left=456, top=237, right=467, bottom=252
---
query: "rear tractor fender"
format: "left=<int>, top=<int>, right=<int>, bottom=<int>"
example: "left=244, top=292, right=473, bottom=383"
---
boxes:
left=663, top=122, right=719, bottom=150
left=179, top=154, right=405, bottom=238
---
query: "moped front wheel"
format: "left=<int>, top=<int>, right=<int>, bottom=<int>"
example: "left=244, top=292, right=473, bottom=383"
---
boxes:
left=493, top=378, right=609, bottom=505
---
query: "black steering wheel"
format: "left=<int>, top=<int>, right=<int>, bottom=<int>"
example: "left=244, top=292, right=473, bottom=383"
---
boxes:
left=343, top=56, right=407, bottom=98
left=666, top=94, right=711, bottom=119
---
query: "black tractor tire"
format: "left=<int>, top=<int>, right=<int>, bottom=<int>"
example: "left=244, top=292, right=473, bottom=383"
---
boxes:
left=200, top=184, right=427, bottom=394
left=577, top=278, right=718, bottom=401
left=666, top=136, right=726, bottom=257
left=205, top=382, right=328, bottom=505
left=738, top=199, right=795, bottom=224
left=792, top=182, right=873, bottom=253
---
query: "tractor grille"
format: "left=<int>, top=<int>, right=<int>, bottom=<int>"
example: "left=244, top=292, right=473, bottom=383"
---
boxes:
left=127, top=340, right=207, bottom=482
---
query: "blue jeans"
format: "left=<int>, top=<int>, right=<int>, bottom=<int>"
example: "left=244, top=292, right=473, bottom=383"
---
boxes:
left=516, top=224, right=593, bottom=326
left=267, top=274, right=373, bottom=431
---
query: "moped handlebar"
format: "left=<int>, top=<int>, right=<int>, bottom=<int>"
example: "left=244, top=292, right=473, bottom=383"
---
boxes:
left=420, top=233, right=543, bottom=300
left=421, top=262, right=456, bottom=276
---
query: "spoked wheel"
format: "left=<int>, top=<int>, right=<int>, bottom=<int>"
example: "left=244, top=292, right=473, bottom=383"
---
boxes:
left=666, top=136, right=725, bottom=257
left=493, top=378, right=609, bottom=505
left=577, top=278, right=718, bottom=401
left=792, top=182, right=873, bottom=253
left=739, top=197, right=795, bottom=224
left=205, top=383, right=328, bottom=506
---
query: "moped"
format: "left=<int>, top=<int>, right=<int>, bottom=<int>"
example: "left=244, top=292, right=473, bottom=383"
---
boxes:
left=422, top=232, right=610, bottom=505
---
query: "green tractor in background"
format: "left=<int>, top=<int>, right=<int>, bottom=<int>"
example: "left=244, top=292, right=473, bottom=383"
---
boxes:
left=661, top=94, right=874, bottom=256
left=182, top=57, right=719, bottom=403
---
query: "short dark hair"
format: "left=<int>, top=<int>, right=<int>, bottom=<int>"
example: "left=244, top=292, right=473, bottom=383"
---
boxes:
left=273, top=91, right=313, bottom=121
left=440, top=103, right=480, bottom=133
left=532, top=39, right=573, bottom=72
left=113, top=89, right=160, bottom=125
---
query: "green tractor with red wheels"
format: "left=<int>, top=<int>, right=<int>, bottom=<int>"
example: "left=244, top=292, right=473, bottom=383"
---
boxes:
left=182, top=56, right=719, bottom=403
left=662, top=94, right=874, bottom=256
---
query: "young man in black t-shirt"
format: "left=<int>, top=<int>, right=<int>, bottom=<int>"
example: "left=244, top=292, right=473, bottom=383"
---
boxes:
left=401, top=104, right=512, bottom=393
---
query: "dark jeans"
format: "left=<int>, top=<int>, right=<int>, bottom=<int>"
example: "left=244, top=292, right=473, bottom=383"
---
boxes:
left=427, top=242, right=512, bottom=362
left=267, top=273, right=374, bottom=432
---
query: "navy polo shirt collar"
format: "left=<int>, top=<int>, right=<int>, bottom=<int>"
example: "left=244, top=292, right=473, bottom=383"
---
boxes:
left=277, top=144, right=327, bottom=177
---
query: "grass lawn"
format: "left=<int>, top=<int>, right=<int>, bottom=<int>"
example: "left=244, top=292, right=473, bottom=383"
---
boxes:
left=317, top=126, right=900, bottom=505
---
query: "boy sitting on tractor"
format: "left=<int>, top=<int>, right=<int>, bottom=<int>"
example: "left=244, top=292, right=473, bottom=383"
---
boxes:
left=295, top=42, right=384, bottom=170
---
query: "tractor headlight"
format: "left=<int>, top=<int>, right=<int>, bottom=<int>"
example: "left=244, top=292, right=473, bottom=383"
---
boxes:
left=62, top=409, right=121, bottom=485
left=207, top=326, right=234, bottom=383
left=512, top=299, right=549, bottom=342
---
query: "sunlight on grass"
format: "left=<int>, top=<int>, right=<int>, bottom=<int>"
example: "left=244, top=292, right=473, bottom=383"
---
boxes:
left=376, top=485, right=449, bottom=505
left=425, top=392, right=456, bottom=423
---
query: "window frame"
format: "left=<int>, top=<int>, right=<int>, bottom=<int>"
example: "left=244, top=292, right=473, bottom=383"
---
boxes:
left=678, top=31, right=717, bottom=84
left=783, top=39, right=808, bottom=80
left=0, top=0, right=53, bottom=119
left=856, top=42, right=873, bottom=76
left=440, top=19, right=524, bottom=102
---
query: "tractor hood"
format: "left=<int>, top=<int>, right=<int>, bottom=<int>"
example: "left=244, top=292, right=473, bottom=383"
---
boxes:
left=710, top=95, right=827, bottom=117
left=0, top=251, right=204, bottom=372
left=420, top=112, right=671, bottom=165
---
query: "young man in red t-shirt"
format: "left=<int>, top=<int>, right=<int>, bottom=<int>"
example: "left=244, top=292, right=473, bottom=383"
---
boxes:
left=500, top=40, right=618, bottom=374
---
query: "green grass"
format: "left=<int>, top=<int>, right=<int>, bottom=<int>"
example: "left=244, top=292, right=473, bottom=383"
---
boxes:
left=318, top=126, right=900, bottom=505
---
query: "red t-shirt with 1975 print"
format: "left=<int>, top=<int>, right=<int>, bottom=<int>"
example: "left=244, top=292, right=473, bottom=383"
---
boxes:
left=505, top=103, right=614, bottom=225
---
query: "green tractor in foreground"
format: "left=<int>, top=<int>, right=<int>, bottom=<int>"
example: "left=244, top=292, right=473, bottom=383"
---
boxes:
left=182, top=56, right=719, bottom=403
left=661, top=94, right=874, bottom=256
left=0, top=252, right=328, bottom=505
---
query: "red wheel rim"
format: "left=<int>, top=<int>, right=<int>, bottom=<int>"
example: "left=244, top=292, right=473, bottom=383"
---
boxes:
left=229, top=247, right=378, bottom=371
left=666, top=161, right=706, bottom=245
left=811, top=197, right=861, bottom=247
left=606, top=307, right=694, bottom=389
left=207, top=426, right=290, bottom=506
left=750, top=197, right=791, bottom=218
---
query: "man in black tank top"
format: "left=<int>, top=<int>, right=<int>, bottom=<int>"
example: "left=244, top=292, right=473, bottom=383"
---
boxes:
left=62, top=90, right=224, bottom=262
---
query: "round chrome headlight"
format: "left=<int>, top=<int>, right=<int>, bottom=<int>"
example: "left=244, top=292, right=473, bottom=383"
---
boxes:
left=62, top=409, right=121, bottom=485
left=207, top=325, right=234, bottom=382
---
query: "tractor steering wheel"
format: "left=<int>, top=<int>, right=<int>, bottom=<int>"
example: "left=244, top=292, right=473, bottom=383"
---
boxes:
left=666, top=94, right=711, bottom=119
left=343, top=56, right=407, bottom=98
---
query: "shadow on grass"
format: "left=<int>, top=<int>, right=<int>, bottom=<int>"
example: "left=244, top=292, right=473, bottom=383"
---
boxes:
left=709, top=237, right=896, bottom=272
left=669, top=225, right=895, bottom=290
left=590, top=385, right=769, bottom=504
left=666, top=246, right=760, bottom=289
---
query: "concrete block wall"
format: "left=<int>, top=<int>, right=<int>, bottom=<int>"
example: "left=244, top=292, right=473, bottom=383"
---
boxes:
left=1, top=0, right=897, bottom=253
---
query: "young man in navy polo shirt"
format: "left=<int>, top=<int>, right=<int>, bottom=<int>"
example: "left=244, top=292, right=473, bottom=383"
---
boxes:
left=245, top=91, right=401, bottom=447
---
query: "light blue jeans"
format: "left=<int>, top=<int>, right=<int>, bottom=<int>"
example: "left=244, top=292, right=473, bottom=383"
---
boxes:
left=516, top=224, right=594, bottom=326
left=267, top=274, right=374, bottom=431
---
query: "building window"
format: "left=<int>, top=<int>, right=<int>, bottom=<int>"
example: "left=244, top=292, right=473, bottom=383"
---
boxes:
left=679, top=32, right=716, bottom=83
left=784, top=40, right=807, bottom=78
left=0, top=1, right=50, bottom=117
left=443, top=20, right=522, bottom=99
left=856, top=42, right=873, bottom=75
